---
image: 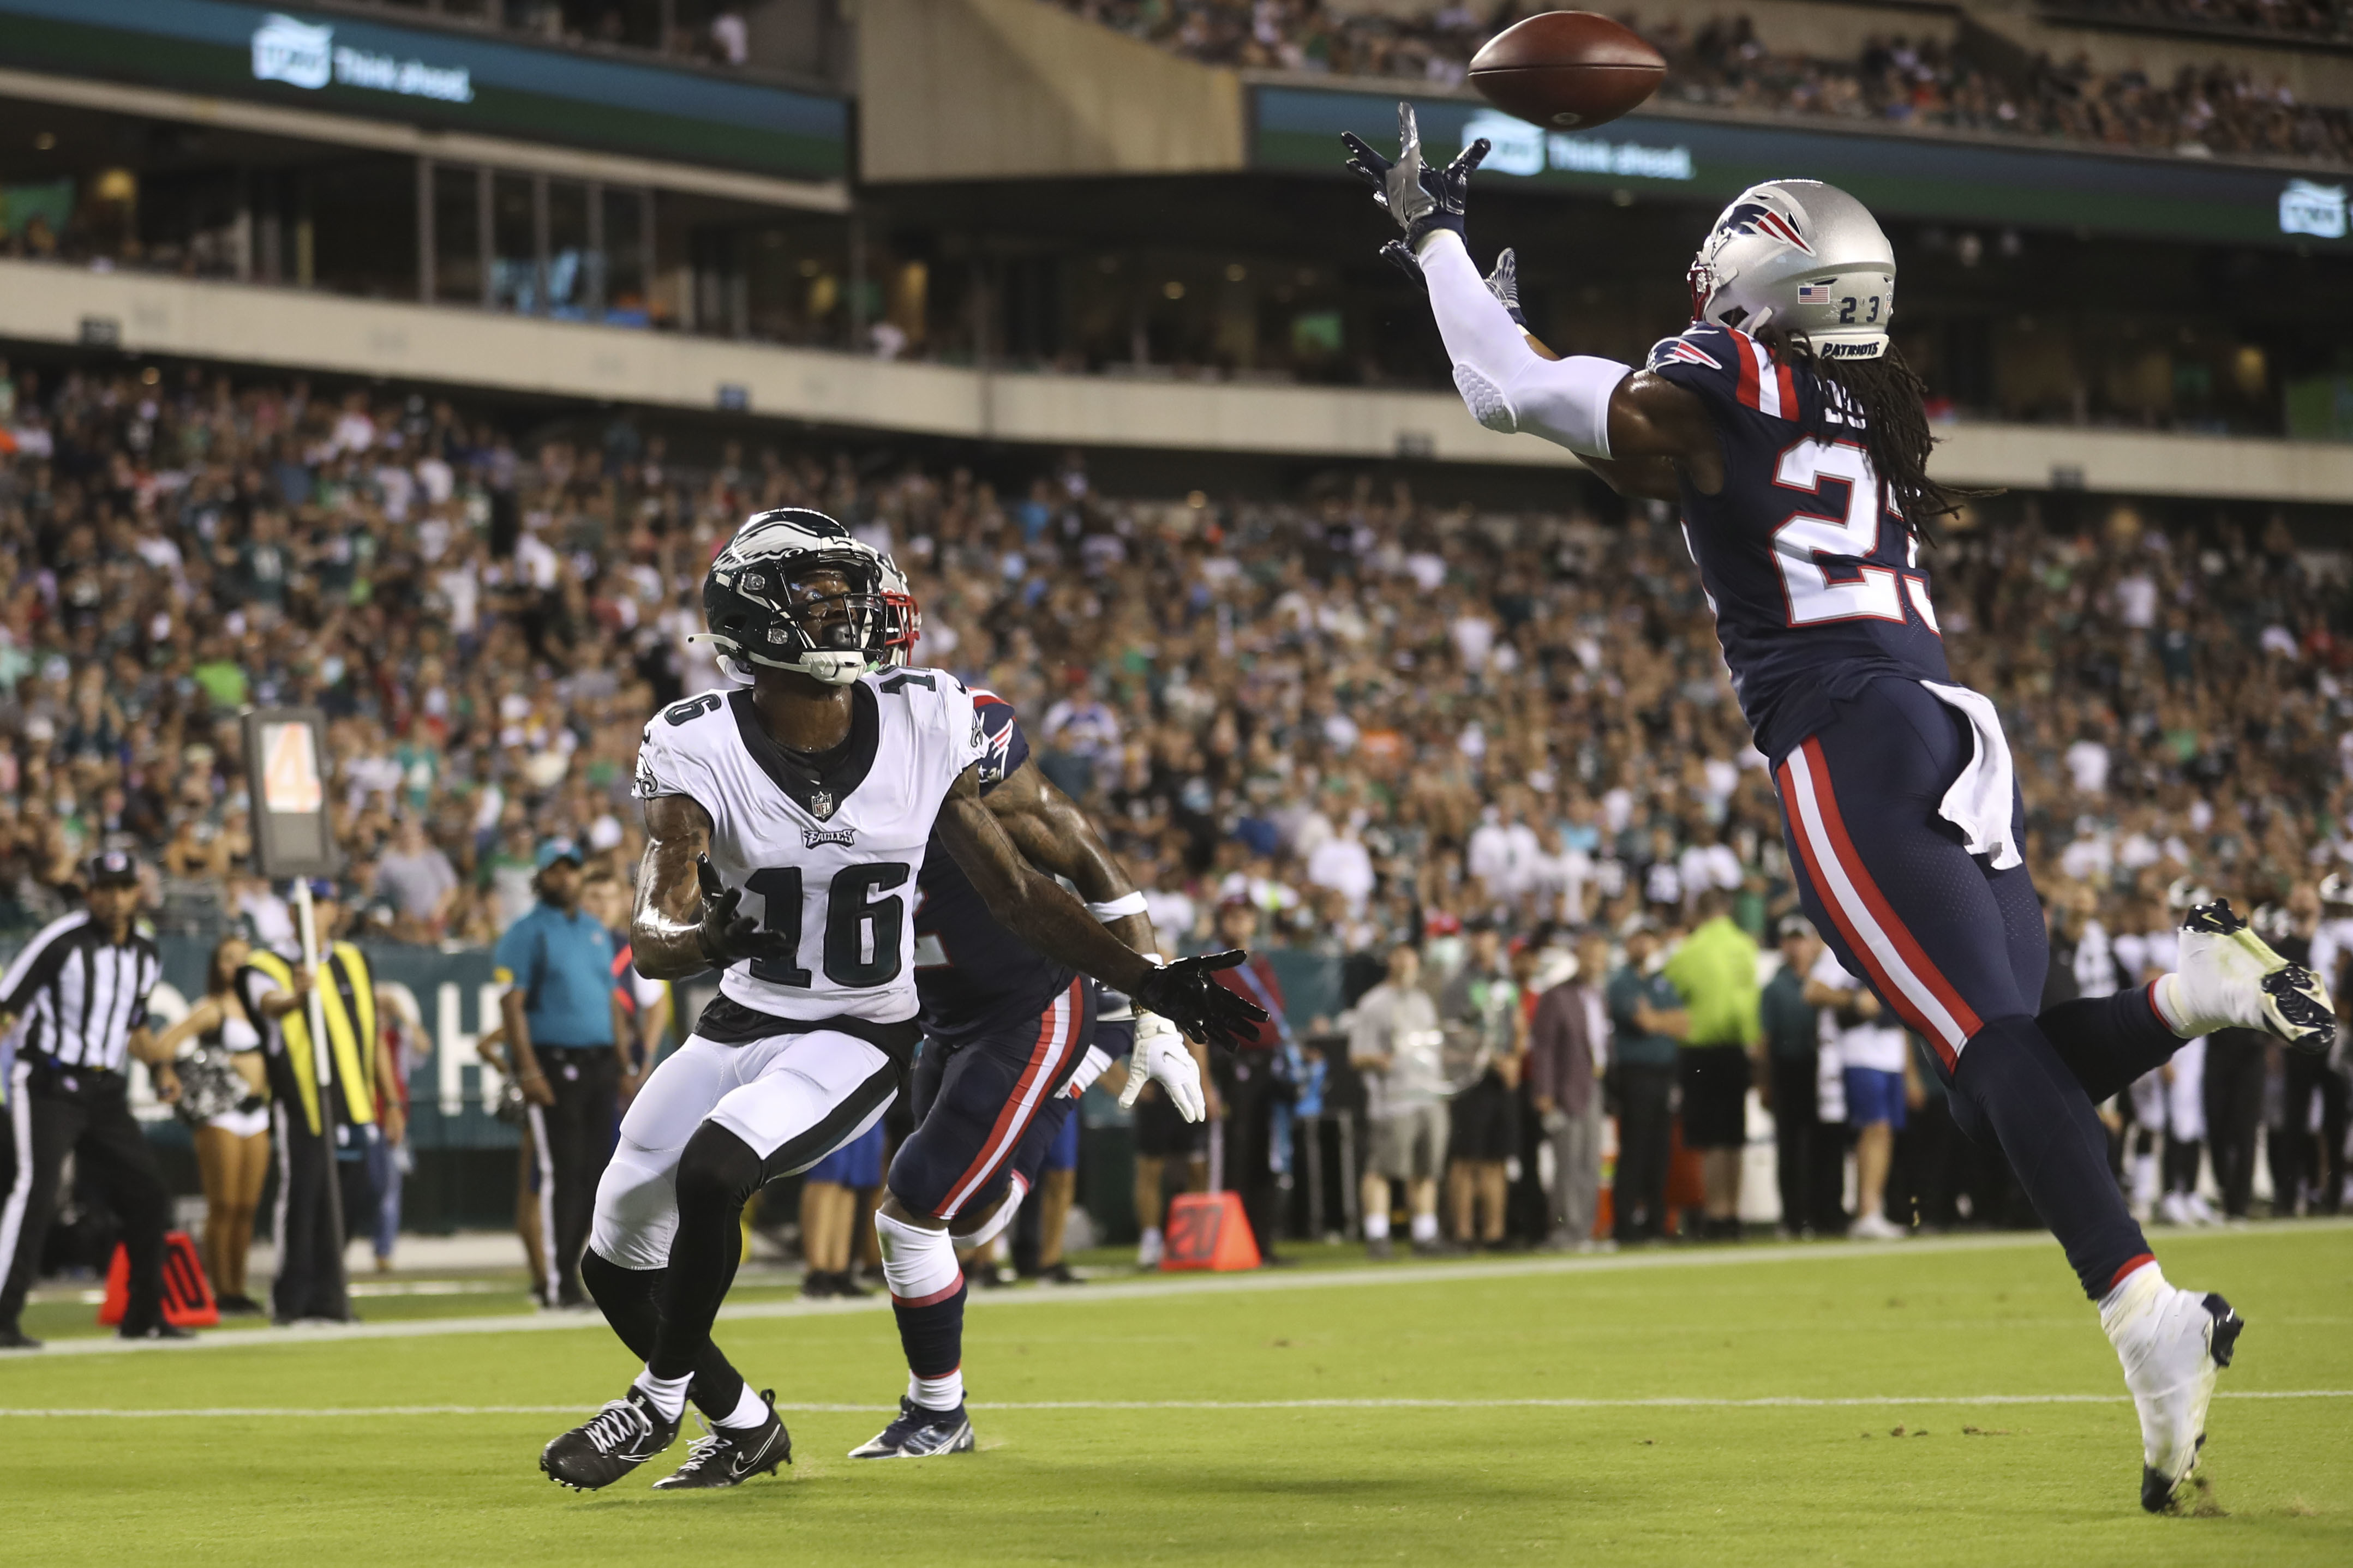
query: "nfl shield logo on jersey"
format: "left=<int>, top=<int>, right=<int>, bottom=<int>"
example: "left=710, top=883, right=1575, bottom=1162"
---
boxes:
left=808, top=789, right=835, bottom=820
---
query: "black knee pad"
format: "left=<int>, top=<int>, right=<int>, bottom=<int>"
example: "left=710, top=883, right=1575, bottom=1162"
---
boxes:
left=675, top=1123, right=767, bottom=1213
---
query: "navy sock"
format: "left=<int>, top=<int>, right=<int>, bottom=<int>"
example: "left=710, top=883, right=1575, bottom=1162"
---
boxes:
left=581, top=1251, right=747, bottom=1423
left=649, top=1124, right=765, bottom=1382
left=890, top=1281, right=968, bottom=1388
left=2037, top=986, right=2180, bottom=1105
left=1951, top=1017, right=2152, bottom=1299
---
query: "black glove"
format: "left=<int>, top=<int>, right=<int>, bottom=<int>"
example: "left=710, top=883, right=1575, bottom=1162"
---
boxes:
left=694, top=854, right=787, bottom=969
left=1131, top=950, right=1270, bottom=1054
left=1342, top=101, right=1489, bottom=251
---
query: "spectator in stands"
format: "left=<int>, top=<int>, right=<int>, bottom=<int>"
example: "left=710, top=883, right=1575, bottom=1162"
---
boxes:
left=1760, top=916, right=1846, bottom=1237
left=1608, top=924, right=1687, bottom=1244
left=1351, top=941, right=1448, bottom=1258
left=1527, top=930, right=1610, bottom=1249
left=1662, top=890, right=1762, bottom=1239
left=375, top=817, right=459, bottom=944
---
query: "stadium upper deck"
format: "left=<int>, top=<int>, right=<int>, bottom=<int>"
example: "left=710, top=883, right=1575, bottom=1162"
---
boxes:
left=0, top=0, right=2345, bottom=496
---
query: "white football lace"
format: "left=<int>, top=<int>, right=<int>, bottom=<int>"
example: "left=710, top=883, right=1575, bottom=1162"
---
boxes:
left=675, top=1419, right=726, bottom=1470
left=583, top=1399, right=647, bottom=1455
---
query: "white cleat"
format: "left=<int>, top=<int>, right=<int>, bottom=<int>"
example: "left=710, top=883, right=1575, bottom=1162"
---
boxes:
left=2165, top=900, right=2336, bottom=1055
left=1848, top=1211, right=1905, bottom=1241
left=2101, top=1264, right=2244, bottom=1513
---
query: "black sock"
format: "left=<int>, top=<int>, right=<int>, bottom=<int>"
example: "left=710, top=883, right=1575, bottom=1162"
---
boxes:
left=2037, top=987, right=2181, bottom=1104
left=1951, top=1017, right=2153, bottom=1300
left=648, top=1124, right=765, bottom=1384
left=2164, top=1137, right=2204, bottom=1198
left=581, top=1250, right=749, bottom=1423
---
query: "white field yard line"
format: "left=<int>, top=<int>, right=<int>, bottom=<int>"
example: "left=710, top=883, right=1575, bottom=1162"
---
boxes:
left=3, top=1392, right=2349, bottom=1419
left=20, top=1217, right=2352, bottom=1360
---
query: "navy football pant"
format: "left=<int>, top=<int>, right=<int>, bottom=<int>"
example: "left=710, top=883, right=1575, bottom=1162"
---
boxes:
left=1775, top=678, right=2176, bottom=1298
left=890, top=980, right=1093, bottom=1222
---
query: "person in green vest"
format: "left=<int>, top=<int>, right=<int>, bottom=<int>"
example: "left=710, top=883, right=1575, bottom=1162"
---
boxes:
left=237, top=881, right=385, bottom=1326
left=1662, top=890, right=1764, bottom=1240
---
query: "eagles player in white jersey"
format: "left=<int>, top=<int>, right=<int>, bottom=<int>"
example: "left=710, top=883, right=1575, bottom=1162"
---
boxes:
left=538, top=510, right=1265, bottom=1492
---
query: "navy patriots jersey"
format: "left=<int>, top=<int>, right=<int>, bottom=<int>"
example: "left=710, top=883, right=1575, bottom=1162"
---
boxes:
left=912, top=692, right=1077, bottom=1041
left=1649, top=324, right=1951, bottom=762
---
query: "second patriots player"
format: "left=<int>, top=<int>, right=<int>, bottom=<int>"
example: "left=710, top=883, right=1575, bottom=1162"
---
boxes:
left=848, top=657, right=1192, bottom=1458
left=1343, top=104, right=2336, bottom=1512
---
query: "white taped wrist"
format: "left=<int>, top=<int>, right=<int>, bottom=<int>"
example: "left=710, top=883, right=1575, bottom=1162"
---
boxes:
left=1087, top=891, right=1148, bottom=922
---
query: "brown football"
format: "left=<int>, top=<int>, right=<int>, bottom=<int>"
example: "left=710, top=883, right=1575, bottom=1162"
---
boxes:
left=1468, top=11, right=1666, bottom=131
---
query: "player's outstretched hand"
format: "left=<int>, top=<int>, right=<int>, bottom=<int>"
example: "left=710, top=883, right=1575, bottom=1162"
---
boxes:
left=694, top=853, right=786, bottom=969
left=1130, top=950, right=1269, bottom=1054
left=1118, top=1011, right=1206, bottom=1122
left=1341, top=103, right=1488, bottom=249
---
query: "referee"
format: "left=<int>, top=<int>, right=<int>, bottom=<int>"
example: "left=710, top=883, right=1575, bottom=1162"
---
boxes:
left=0, top=852, right=181, bottom=1349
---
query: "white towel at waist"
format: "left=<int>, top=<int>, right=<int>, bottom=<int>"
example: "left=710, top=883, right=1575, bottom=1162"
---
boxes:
left=1921, top=680, right=2021, bottom=871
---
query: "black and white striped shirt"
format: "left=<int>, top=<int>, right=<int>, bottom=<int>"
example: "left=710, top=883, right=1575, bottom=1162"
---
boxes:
left=0, top=911, right=163, bottom=1073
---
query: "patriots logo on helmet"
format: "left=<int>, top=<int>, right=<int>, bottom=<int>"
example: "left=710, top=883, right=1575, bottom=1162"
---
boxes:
left=1722, top=200, right=1814, bottom=255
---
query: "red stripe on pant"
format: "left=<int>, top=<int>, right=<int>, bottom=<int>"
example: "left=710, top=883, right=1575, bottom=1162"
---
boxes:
left=938, top=978, right=1081, bottom=1218
left=1779, top=741, right=1980, bottom=1070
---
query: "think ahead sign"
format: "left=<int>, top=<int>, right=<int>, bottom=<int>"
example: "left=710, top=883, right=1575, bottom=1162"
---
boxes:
left=1254, top=83, right=2353, bottom=253
left=0, top=0, right=846, bottom=181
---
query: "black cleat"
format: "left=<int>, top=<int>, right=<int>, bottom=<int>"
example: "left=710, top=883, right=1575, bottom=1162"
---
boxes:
left=541, top=1386, right=680, bottom=1491
left=0, top=1325, right=43, bottom=1350
left=847, top=1396, right=977, bottom=1459
left=118, top=1321, right=196, bottom=1341
left=652, top=1390, right=792, bottom=1490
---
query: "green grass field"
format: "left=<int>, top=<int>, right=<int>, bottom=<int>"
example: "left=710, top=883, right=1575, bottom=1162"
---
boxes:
left=5, top=1223, right=2350, bottom=1567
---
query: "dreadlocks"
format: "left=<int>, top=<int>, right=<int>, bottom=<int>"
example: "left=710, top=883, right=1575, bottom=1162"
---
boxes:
left=1764, top=330, right=1981, bottom=545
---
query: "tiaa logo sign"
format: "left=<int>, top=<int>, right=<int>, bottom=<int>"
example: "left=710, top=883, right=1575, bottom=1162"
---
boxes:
left=252, top=13, right=333, bottom=91
left=2279, top=179, right=2347, bottom=241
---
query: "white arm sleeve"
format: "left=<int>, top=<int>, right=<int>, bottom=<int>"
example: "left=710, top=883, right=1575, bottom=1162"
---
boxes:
left=1416, top=231, right=1629, bottom=459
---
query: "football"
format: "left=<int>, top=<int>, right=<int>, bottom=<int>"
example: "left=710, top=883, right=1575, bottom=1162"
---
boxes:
left=1468, top=11, right=1667, bottom=130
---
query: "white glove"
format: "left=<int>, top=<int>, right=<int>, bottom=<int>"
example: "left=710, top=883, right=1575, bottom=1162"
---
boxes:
left=1118, top=1011, right=1206, bottom=1122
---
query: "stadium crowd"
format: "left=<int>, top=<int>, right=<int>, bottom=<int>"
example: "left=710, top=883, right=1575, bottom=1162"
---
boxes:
left=1053, top=0, right=2353, bottom=166
left=0, top=357, right=2348, bottom=1258
left=2041, top=0, right=2353, bottom=43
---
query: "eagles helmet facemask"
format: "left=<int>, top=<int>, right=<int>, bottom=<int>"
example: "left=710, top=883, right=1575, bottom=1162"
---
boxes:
left=694, top=508, right=913, bottom=687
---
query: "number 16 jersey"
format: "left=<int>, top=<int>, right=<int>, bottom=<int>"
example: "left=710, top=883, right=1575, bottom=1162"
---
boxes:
left=633, top=670, right=988, bottom=1026
left=1648, top=323, right=1951, bottom=765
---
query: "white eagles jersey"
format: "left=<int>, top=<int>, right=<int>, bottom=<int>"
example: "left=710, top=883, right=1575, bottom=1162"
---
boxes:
left=634, top=668, right=987, bottom=1025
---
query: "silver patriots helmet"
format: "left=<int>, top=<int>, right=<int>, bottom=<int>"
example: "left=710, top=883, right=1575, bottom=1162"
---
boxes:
left=1687, top=180, right=1896, bottom=362
left=876, top=550, right=922, bottom=668
left=694, top=508, right=900, bottom=687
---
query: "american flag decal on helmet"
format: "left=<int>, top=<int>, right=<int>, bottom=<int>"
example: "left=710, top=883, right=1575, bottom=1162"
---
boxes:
left=1796, top=283, right=1834, bottom=304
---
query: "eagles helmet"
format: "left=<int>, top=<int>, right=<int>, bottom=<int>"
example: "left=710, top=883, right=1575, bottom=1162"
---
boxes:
left=696, top=508, right=908, bottom=687
left=1687, top=180, right=1896, bottom=362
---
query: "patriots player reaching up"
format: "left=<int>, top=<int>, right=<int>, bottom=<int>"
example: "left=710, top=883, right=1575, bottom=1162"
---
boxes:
left=536, top=510, right=1262, bottom=1493
left=1342, top=104, right=2336, bottom=1513
left=848, top=671, right=1194, bottom=1459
